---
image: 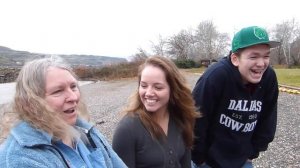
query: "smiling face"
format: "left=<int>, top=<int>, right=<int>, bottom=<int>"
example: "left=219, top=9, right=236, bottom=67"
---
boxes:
left=44, top=67, right=80, bottom=126
left=139, top=65, right=170, bottom=115
left=231, top=44, right=271, bottom=84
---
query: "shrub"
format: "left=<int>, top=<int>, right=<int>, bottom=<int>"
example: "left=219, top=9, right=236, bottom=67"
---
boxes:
left=78, top=61, right=142, bottom=81
left=174, top=59, right=198, bottom=69
left=73, top=66, right=94, bottom=79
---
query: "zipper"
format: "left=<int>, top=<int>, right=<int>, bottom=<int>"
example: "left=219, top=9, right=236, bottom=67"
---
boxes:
left=43, top=144, right=71, bottom=168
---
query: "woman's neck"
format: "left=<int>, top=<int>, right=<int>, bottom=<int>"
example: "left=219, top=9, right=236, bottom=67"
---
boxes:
left=62, top=137, right=75, bottom=149
left=152, top=110, right=170, bottom=135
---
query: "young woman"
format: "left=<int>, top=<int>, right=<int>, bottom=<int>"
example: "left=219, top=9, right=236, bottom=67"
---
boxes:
left=112, top=56, right=198, bottom=168
left=0, top=57, right=127, bottom=168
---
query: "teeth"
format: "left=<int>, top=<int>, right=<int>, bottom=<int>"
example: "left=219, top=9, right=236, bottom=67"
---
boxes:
left=146, top=99, right=156, bottom=103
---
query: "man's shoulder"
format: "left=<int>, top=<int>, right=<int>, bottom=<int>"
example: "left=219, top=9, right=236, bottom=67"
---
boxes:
left=264, top=66, right=277, bottom=76
left=261, top=66, right=278, bottom=84
left=201, top=59, right=232, bottom=84
left=206, top=58, right=231, bottom=73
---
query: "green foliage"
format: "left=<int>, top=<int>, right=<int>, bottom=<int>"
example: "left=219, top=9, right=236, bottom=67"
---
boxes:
left=274, top=68, right=300, bottom=87
left=174, top=59, right=200, bottom=69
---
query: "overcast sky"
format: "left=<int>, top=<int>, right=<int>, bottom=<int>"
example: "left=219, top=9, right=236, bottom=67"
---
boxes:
left=0, top=0, right=299, bottom=59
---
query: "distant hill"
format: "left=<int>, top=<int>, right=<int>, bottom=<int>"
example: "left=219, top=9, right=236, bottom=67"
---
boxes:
left=0, top=46, right=127, bottom=67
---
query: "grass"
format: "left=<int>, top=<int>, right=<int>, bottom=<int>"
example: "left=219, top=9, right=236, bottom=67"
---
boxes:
left=274, top=69, right=300, bottom=87
left=182, top=67, right=207, bottom=74
left=184, top=67, right=300, bottom=87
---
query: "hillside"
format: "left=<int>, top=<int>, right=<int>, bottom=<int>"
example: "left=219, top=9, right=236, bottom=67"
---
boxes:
left=0, top=46, right=127, bottom=67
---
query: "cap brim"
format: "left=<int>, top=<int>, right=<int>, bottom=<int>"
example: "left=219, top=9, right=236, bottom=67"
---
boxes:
left=232, top=40, right=281, bottom=52
left=267, top=41, right=281, bottom=48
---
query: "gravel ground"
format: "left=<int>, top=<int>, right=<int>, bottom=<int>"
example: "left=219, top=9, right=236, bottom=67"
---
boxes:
left=80, top=73, right=299, bottom=168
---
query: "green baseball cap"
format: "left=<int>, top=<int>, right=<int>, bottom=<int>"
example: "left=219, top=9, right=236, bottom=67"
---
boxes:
left=232, top=26, right=281, bottom=52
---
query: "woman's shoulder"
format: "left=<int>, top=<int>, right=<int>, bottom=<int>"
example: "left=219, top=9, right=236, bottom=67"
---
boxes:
left=7, top=121, right=52, bottom=147
left=117, top=113, right=141, bottom=128
left=0, top=136, right=64, bottom=167
left=113, top=113, right=150, bottom=148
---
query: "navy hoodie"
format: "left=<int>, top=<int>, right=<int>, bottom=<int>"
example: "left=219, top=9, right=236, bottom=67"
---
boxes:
left=191, top=57, right=278, bottom=168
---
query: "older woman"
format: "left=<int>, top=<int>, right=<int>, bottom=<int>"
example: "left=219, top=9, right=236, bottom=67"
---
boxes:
left=0, top=57, right=127, bottom=168
left=112, top=56, right=199, bottom=168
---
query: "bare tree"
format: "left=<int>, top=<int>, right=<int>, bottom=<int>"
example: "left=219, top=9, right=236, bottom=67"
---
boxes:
left=166, top=29, right=195, bottom=60
left=194, top=20, right=230, bottom=61
left=291, top=36, right=300, bottom=66
left=130, top=47, right=148, bottom=63
left=272, top=19, right=300, bottom=67
left=270, top=46, right=285, bottom=65
left=151, top=35, right=167, bottom=57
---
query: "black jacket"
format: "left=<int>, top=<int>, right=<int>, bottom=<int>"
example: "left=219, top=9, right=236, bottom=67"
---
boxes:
left=192, top=57, right=278, bottom=168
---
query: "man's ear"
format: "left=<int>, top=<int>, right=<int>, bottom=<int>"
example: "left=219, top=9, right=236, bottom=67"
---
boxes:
left=231, top=53, right=239, bottom=67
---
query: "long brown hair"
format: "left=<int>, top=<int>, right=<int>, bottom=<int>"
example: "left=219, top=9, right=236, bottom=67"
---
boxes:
left=124, top=56, right=198, bottom=148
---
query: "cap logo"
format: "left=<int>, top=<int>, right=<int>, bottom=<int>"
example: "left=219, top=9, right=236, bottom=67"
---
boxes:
left=254, top=27, right=267, bottom=40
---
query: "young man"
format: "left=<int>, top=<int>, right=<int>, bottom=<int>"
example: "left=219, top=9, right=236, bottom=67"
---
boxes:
left=192, top=26, right=281, bottom=168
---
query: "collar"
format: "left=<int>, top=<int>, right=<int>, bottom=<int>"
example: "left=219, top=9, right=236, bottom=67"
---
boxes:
left=11, top=118, right=93, bottom=147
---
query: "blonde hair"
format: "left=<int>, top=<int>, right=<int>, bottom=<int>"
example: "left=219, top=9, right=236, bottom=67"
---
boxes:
left=0, top=57, right=88, bottom=143
left=125, top=56, right=199, bottom=148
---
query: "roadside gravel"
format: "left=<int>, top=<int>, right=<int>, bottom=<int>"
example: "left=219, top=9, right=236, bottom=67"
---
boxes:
left=80, top=79, right=137, bottom=141
left=80, top=73, right=299, bottom=168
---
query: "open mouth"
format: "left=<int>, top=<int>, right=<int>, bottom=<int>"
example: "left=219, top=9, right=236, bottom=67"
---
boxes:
left=63, top=108, right=75, bottom=114
left=250, top=69, right=263, bottom=78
